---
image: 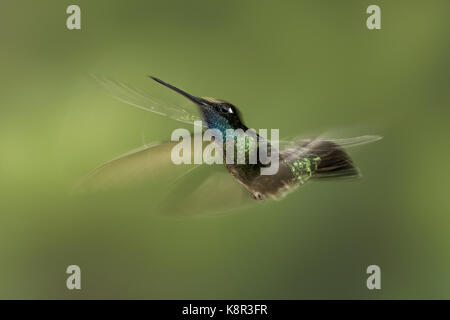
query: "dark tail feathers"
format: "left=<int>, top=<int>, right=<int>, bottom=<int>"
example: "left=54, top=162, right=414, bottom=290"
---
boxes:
left=308, top=140, right=360, bottom=179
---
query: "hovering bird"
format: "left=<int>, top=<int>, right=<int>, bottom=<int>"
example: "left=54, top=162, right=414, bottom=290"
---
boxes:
left=79, top=75, right=381, bottom=215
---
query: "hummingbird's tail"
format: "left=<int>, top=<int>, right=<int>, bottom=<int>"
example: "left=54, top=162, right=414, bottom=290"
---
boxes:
left=307, top=140, right=360, bottom=179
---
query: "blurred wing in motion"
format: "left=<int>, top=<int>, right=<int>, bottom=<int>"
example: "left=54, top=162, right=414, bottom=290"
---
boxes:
left=75, top=137, right=256, bottom=216
left=279, top=135, right=382, bottom=157
left=75, top=134, right=211, bottom=193
left=92, top=75, right=206, bottom=127
left=158, top=164, right=257, bottom=217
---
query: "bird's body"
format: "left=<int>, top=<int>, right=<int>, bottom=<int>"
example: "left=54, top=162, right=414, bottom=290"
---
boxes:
left=144, top=77, right=362, bottom=201
left=82, top=75, right=381, bottom=215
left=217, top=128, right=357, bottom=200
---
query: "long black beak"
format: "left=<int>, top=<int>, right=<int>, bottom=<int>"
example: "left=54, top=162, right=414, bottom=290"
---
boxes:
left=148, top=75, right=209, bottom=107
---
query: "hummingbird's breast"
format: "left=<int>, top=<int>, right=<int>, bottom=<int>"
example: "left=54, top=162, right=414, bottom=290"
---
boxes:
left=224, top=148, right=321, bottom=200
left=219, top=136, right=291, bottom=200
left=225, top=161, right=294, bottom=200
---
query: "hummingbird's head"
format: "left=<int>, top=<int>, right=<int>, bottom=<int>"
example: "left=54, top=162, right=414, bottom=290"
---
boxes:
left=149, top=76, right=246, bottom=134
left=197, top=97, right=245, bottom=132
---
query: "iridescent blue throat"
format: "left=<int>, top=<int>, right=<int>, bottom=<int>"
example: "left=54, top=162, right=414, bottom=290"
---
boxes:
left=201, top=109, right=232, bottom=141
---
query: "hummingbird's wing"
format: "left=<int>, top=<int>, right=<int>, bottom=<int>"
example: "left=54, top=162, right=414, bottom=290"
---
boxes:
left=158, top=164, right=257, bottom=217
left=74, top=137, right=256, bottom=216
left=278, top=135, right=382, bottom=156
left=92, top=75, right=206, bottom=127
left=74, top=133, right=211, bottom=193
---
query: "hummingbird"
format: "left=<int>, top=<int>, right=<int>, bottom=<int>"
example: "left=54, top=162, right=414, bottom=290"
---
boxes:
left=80, top=75, right=381, bottom=215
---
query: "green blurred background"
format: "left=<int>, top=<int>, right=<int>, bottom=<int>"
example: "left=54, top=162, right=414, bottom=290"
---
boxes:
left=0, top=0, right=449, bottom=299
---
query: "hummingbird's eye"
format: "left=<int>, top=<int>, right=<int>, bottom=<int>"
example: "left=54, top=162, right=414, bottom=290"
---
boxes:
left=218, top=105, right=231, bottom=114
left=217, top=103, right=236, bottom=115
